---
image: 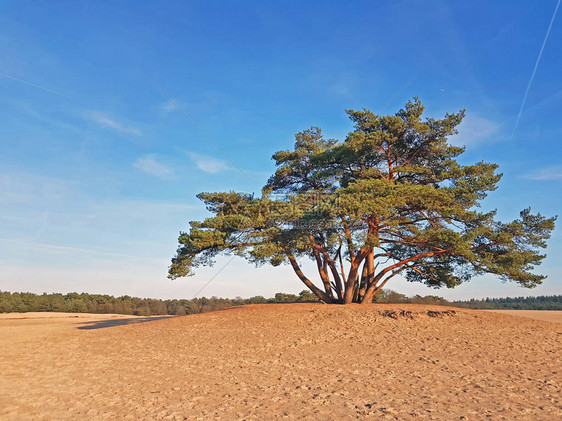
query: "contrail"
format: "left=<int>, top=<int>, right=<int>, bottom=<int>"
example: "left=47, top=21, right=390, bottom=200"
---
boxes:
left=512, top=0, right=560, bottom=138
left=0, top=71, right=69, bottom=98
left=377, top=73, right=418, bottom=114
left=0, top=238, right=162, bottom=262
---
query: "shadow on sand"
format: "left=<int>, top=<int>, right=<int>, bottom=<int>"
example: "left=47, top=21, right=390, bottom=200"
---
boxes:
left=77, top=316, right=173, bottom=330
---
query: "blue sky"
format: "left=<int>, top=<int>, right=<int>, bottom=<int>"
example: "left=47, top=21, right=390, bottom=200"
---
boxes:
left=1, top=0, right=561, bottom=300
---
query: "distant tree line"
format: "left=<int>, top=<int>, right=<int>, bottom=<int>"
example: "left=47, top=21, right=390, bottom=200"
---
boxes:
left=0, top=289, right=450, bottom=315
left=373, top=290, right=452, bottom=305
left=1, top=290, right=560, bottom=315
left=452, top=295, right=562, bottom=310
left=375, top=291, right=562, bottom=310
left=0, top=290, right=319, bottom=316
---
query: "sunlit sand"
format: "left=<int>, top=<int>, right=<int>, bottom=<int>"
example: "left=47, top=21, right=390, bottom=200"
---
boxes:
left=1, top=304, right=560, bottom=419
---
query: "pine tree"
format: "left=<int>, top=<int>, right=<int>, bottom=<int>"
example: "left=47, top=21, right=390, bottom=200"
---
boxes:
left=169, top=99, right=556, bottom=304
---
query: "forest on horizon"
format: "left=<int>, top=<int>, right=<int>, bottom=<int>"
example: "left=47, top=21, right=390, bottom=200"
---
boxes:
left=1, top=290, right=560, bottom=315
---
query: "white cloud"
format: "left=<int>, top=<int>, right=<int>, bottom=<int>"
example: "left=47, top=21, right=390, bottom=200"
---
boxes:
left=188, top=152, right=229, bottom=174
left=0, top=173, right=75, bottom=205
left=159, top=101, right=180, bottom=115
left=524, top=165, right=562, bottom=181
left=133, top=155, right=173, bottom=178
left=158, top=91, right=228, bottom=116
left=85, top=111, right=141, bottom=136
left=450, top=114, right=500, bottom=147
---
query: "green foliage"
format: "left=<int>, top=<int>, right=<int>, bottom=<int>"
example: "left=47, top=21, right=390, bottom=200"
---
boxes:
left=373, top=289, right=451, bottom=305
left=3, top=290, right=559, bottom=313
left=453, top=295, right=562, bottom=310
left=274, top=292, right=300, bottom=303
left=299, top=289, right=319, bottom=302
left=169, top=99, right=556, bottom=304
left=0, top=290, right=319, bottom=315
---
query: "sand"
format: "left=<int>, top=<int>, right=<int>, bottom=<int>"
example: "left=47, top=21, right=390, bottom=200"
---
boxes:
left=0, top=304, right=560, bottom=420
left=484, top=310, right=562, bottom=323
left=0, top=312, right=169, bottom=320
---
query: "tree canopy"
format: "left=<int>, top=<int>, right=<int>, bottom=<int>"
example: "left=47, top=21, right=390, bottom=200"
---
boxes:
left=169, top=99, right=556, bottom=304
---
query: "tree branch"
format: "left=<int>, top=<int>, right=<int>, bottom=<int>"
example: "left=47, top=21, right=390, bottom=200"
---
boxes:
left=286, top=251, right=334, bottom=303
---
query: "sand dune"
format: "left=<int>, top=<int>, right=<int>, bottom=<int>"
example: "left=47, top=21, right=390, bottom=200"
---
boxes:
left=1, top=304, right=560, bottom=420
left=0, top=312, right=169, bottom=320
left=484, top=310, right=562, bottom=324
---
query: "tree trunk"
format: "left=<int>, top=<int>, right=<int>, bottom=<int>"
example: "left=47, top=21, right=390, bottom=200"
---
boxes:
left=357, top=259, right=369, bottom=302
left=324, top=256, right=344, bottom=301
left=312, top=248, right=333, bottom=299
left=361, top=279, right=386, bottom=304
left=361, top=250, right=443, bottom=304
left=343, top=261, right=361, bottom=304
left=361, top=249, right=375, bottom=302
left=286, top=252, right=335, bottom=303
left=362, top=270, right=391, bottom=304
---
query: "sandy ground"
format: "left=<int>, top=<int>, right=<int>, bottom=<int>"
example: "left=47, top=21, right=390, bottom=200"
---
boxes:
left=484, top=310, right=562, bottom=323
left=0, top=305, right=560, bottom=420
left=0, top=312, right=167, bottom=320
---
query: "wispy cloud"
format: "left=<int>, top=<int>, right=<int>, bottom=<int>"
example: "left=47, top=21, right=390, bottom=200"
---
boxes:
left=450, top=114, right=500, bottom=147
left=133, top=155, right=173, bottom=178
left=159, top=101, right=178, bottom=115
left=144, top=73, right=252, bottom=181
left=187, top=152, right=229, bottom=174
left=523, top=165, right=562, bottom=181
left=0, top=172, right=75, bottom=205
left=85, top=111, right=141, bottom=136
